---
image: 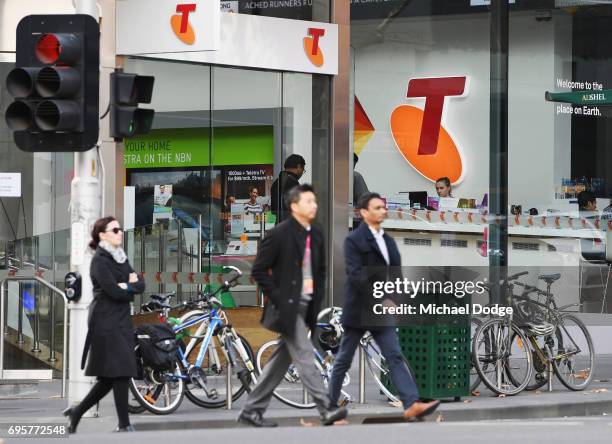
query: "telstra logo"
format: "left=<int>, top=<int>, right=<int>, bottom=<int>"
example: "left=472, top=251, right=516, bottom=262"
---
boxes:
left=303, top=28, right=325, bottom=67
left=390, top=76, right=467, bottom=184
left=171, top=3, right=197, bottom=45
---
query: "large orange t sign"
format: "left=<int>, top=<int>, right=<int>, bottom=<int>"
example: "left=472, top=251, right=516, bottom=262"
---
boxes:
left=407, top=77, right=466, bottom=155
left=307, top=28, right=325, bottom=55
left=176, top=3, right=196, bottom=34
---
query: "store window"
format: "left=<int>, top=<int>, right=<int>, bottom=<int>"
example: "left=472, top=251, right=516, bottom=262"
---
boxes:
left=350, top=2, right=490, bottom=266
left=123, top=59, right=330, bottom=308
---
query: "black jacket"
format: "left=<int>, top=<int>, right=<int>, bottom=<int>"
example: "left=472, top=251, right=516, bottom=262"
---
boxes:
left=82, top=248, right=145, bottom=377
left=341, top=222, right=402, bottom=328
left=252, top=217, right=326, bottom=337
left=270, top=171, right=300, bottom=223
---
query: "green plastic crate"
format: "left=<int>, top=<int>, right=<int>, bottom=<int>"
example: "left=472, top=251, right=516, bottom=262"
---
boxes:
left=382, top=294, right=471, bottom=400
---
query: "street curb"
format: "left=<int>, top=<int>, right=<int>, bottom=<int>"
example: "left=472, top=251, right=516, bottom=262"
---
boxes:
left=128, top=399, right=612, bottom=431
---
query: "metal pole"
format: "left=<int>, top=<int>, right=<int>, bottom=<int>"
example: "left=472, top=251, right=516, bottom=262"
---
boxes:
left=62, top=303, right=68, bottom=398
left=489, top=0, right=509, bottom=304
left=48, top=286, right=57, bottom=363
left=68, top=0, right=101, bottom=415
left=141, top=226, right=146, bottom=307
left=159, top=222, right=164, bottom=293
left=302, top=387, right=309, bottom=405
left=32, top=237, right=41, bottom=353
left=0, top=282, right=5, bottom=380
left=359, top=346, right=366, bottom=403
left=177, top=219, right=183, bottom=302
left=226, top=360, right=232, bottom=410
left=17, top=282, right=24, bottom=344
left=198, top=214, right=202, bottom=293
left=189, top=245, right=194, bottom=298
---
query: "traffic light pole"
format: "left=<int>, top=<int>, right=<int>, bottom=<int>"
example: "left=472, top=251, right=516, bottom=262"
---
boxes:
left=68, top=0, right=100, bottom=416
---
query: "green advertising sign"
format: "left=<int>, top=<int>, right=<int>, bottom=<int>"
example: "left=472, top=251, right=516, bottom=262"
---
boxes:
left=124, top=126, right=274, bottom=168
left=545, top=89, right=612, bottom=106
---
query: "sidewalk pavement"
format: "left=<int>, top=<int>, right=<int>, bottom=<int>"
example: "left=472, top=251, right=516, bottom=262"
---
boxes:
left=3, top=370, right=612, bottom=435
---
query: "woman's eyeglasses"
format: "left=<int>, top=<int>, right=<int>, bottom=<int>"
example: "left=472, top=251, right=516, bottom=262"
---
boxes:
left=106, top=227, right=123, bottom=234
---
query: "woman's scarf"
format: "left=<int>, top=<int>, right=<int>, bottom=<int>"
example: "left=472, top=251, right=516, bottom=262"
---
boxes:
left=98, top=240, right=128, bottom=264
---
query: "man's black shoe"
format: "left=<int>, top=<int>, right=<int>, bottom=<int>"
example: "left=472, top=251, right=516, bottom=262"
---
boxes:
left=237, top=411, right=278, bottom=428
left=321, top=406, right=348, bottom=426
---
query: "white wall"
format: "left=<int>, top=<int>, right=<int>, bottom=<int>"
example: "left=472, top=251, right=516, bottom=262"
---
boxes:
left=353, top=11, right=574, bottom=209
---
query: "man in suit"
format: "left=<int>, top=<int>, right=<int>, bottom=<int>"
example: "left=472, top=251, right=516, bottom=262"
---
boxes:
left=238, top=184, right=347, bottom=427
left=270, top=154, right=305, bottom=223
left=328, top=192, right=440, bottom=421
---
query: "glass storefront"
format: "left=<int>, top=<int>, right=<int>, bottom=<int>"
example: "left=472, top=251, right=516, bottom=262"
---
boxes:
left=121, top=59, right=331, bottom=309
left=350, top=1, right=612, bottom=366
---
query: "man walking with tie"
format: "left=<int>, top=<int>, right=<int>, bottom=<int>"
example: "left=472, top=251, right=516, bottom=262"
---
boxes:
left=328, top=192, right=440, bottom=421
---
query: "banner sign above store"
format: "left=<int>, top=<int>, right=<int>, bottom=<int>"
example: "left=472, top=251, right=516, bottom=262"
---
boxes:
left=117, top=11, right=338, bottom=75
left=116, top=0, right=220, bottom=53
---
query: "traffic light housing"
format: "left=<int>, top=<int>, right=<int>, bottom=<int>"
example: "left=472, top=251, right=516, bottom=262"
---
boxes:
left=4, top=15, right=99, bottom=152
left=110, top=72, right=155, bottom=139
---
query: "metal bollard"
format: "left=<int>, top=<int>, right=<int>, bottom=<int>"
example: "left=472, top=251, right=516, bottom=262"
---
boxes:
left=32, top=238, right=41, bottom=353
left=302, top=387, right=309, bottom=405
left=359, top=346, right=366, bottom=403
left=17, top=283, right=24, bottom=345
left=548, top=360, right=553, bottom=392
left=48, top=287, right=56, bottom=362
left=226, top=360, right=232, bottom=410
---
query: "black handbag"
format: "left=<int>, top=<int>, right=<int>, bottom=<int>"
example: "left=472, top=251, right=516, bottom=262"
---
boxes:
left=261, top=299, right=284, bottom=333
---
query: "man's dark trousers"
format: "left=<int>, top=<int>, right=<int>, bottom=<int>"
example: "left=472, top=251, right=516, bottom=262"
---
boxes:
left=328, top=325, right=419, bottom=409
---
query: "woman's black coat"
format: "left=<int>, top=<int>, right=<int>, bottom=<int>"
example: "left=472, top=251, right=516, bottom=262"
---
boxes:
left=81, top=247, right=145, bottom=377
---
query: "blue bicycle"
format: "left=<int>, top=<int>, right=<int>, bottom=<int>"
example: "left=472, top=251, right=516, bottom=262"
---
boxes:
left=130, top=266, right=257, bottom=414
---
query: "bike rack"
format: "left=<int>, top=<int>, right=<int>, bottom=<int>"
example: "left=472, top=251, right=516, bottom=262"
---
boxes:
left=226, top=360, right=232, bottom=409
left=359, top=347, right=366, bottom=403
left=0, top=275, right=69, bottom=398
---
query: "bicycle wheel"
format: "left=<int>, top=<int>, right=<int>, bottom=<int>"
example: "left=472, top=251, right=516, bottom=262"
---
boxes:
left=129, top=356, right=185, bottom=415
left=256, top=338, right=320, bottom=409
left=551, top=314, right=595, bottom=391
left=472, top=318, right=533, bottom=395
left=183, top=331, right=255, bottom=408
left=505, top=333, right=549, bottom=391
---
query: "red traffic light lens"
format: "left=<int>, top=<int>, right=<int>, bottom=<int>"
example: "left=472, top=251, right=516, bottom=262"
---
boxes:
left=36, top=34, right=61, bottom=64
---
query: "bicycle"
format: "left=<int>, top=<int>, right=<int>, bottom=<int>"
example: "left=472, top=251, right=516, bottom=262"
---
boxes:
left=471, top=271, right=534, bottom=396
left=255, top=306, right=407, bottom=409
left=507, top=273, right=595, bottom=392
left=129, top=266, right=257, bottom=414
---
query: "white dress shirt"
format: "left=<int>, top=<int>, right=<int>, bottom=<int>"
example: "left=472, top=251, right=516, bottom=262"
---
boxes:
left=368, top=225, right=390, bottom=265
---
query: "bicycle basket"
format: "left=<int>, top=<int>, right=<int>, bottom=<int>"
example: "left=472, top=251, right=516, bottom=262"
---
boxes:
left=135, top=323, right=178, bottom=371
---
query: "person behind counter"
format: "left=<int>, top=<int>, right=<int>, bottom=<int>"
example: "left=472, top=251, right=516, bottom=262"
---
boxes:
left=435, top=177, right=453, bottom=198
left=578, top=190, right=597, bottom=212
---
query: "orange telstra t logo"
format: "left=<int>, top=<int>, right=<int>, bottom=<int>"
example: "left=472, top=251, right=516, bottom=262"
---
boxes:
left=390, top=76, right=467, bottom=184
left=303, top=28, right=325, bottom=67
left=171, top=3, right=196, bottom=45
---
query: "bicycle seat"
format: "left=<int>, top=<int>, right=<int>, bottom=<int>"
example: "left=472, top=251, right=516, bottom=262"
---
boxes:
left=538, top=273, right=561, bottom=284
left=150, top=292, right=175, bottom=302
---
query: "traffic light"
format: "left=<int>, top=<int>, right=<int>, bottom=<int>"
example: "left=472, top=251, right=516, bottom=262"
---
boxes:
left=4, top=15, right=99, bottom=152
left=110, top=71, right=155, bottom=139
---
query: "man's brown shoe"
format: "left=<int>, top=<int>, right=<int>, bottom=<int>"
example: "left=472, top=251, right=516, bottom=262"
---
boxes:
left=403, top=400, right=441, bottom=421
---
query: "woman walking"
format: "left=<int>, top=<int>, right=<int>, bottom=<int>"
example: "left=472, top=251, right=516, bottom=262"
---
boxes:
left=63, top=216, right=144, bottom=433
